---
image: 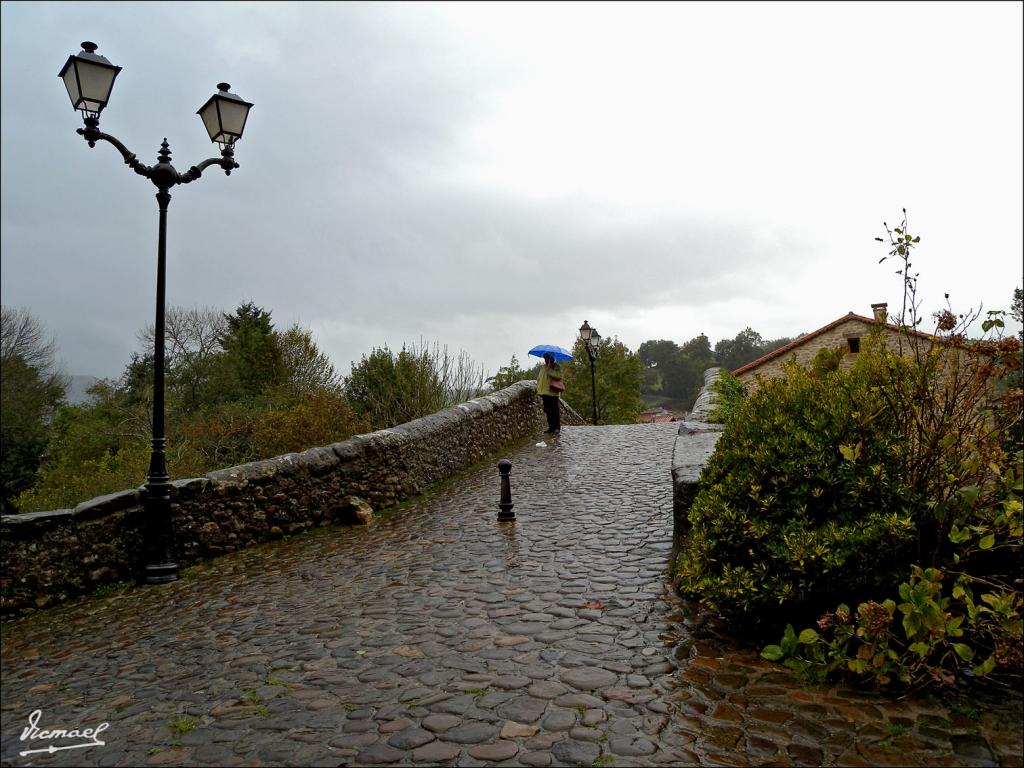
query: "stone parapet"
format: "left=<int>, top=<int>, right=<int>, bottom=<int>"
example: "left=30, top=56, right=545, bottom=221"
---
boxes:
left=1, top=381, right=560, bottom=615
left=671, top=368, right=724, bottom=549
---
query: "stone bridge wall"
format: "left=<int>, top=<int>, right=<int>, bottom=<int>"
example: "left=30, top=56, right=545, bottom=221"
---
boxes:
left=1, top=382, right=586, bottom=615
left=671, top=368, right=725, bottom=550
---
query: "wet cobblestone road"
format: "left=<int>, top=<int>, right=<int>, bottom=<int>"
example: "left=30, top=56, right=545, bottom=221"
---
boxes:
left=2, top=424, right=1021, bottom=767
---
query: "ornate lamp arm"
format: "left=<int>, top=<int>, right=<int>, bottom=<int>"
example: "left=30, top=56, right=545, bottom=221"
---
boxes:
left=77, top=116, right=239, bottom=188
left=180, top=148, right=240, bottom=184
left=77, top=117, right=151, bottom=179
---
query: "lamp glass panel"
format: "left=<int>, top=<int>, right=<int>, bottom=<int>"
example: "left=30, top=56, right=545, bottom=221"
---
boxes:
left=75, top=60, right=116, bottom=111
left=217, top=98, right=250, bottom=138
left=199, top=102, right=221, bottom=143
left=61, top=66, right=82, bottom=108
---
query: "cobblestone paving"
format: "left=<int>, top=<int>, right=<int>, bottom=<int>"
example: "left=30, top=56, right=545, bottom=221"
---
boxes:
left=2, top=424, right=1021, bottom=767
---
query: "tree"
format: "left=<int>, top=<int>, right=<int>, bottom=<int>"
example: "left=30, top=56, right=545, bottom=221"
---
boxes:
left=637, top=339, right=680, bottom=369
left=139, top=305, right=228, bottom=414
left=219, top=302, right=286, bottom=400
left=658, top=350, right=704, bottom=403
left=714, top=327, right=765, bottom=371
left=345, top=341, right=486, bottom=430
left=561, top=336, right=645, bottom=424
left=638, top=339, right=680, bottom=399
left=487, top=354, right=532, bottom=392
left=2, top=306, right=62, bottom=371
left=14, top=303, right=367, bottom=511
left=433, top=345, right=486, bottom=406
left=715, top=327, right=795, bottom=372
left=13, top=379, right=158, bottom=513
left=681, top=333, right=714, bottom=361
left=278, top=324, right=343, bottom=396
left=0, top=307, right=67, bottom=513
left=656, top=334, right=717, bottom=407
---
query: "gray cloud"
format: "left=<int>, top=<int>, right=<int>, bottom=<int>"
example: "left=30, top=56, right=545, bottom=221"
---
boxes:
left=2, top=2, right=1021, bottom=382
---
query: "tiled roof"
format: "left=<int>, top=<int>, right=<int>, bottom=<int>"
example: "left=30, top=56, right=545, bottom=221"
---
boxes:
left=730, top=312, right=937, bottom=377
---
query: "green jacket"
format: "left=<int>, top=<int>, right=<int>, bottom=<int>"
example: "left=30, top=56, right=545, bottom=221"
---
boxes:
left=537, top=362, right=563, bottom=397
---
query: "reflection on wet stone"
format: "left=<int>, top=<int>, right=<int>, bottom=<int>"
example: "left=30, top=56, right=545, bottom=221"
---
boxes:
left=0, top=424, right=1020, bottom=767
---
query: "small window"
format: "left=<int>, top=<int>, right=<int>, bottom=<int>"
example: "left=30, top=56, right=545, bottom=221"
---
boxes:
left=847, top=337, right=860, bottom=354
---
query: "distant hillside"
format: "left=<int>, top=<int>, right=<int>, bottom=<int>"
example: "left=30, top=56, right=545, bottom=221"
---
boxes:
left=65, top=375, right=100, bottom=406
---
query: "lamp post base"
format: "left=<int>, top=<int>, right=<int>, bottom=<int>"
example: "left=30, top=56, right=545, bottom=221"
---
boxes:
left=142, top=472, right=179, bottom=584
left=144, top=562, right=180, bottom=584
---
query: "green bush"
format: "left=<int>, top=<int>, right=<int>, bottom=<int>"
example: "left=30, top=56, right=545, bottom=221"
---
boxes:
left=706, top=369, right=746, bottom=424
left=15, top=439, right=152, bottom=512
left=675, top=349, right=918, bottom=621
left=682, top=214, right=1023, bottom=690
left=764, top=456, right=1022, bottom=690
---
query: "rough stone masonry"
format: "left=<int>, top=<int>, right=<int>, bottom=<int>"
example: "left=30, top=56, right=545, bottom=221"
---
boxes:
left=0, top=381, right=586, bottom=615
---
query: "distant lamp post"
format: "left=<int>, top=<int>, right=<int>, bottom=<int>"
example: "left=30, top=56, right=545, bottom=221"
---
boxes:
left=59, top=42, right=254, bottom=584
left=579, top=321, right=601, bottom=424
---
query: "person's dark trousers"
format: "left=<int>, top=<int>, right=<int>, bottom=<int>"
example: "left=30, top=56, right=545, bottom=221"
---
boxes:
left=541, top=395, right=561, bottom=432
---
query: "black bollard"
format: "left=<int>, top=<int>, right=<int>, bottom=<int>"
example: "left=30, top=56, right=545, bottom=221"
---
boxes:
left=497, top=459, right=515, bottom=521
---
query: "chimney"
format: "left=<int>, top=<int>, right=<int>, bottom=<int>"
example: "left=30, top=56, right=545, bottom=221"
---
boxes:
left=871, top=302, right=888, bottom=323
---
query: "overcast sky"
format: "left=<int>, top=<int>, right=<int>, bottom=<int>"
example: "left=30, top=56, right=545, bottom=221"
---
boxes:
left=2, top=1, right=1022, bottom=382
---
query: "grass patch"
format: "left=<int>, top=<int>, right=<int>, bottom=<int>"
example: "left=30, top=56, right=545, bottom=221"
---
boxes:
left=254, top=705, right=270, bottom=717
left=947, top=697, right=980, bottom=722
left=242, top=687, right=260, bottom=704
left=879, top=723, right=909, bottom=748
left=93, top=582, right=127, bottom=598
left=167, top=715, right=198, bottom=736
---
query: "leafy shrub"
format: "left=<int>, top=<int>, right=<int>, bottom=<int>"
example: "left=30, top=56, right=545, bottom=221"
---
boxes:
left=250, top=389, right=368, bottom=458
left=754, top=213, right=1022, bottom=690
left=706, top=369, right=746, bottom=424
left=345, top=341, right=485, bottom=430
left=486, top=354, right=538, bottom=392
left=11, top=304, right=383, bottom=512
left=15, top=439, right=152, bottom=512
left=179, top=400, right=262, bottom=468
left=765, top=453, right=1021, bottom=690
left=675, top=348, right=918, bottom=622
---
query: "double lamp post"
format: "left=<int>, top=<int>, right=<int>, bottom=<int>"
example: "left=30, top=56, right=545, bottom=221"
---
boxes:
left=578, top=321, right=601, bottom=425
left=59, top=42, right=254, bottom=584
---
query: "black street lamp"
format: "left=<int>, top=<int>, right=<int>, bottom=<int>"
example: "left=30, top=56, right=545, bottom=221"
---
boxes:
left=59, top=42, right=254, bottom=584
left=578, top=321, right=601, bottom=425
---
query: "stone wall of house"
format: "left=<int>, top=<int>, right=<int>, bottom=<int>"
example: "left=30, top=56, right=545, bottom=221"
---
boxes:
left=1, top=382, right=586, bottom=616
left=670, top=368, right=725, bottom=551
left=735, top=317, right=923, bottom=389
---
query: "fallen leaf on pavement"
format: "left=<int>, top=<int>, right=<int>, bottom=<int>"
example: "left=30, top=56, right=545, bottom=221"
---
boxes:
left=392, top=645, right=424, bottom=658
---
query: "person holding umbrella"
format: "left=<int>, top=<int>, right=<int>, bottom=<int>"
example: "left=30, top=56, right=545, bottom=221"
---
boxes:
left=529, top=344, right=572, bottom=435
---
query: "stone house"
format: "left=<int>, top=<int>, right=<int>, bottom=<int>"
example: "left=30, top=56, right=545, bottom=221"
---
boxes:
left=732, top=302, right=938, bottom=388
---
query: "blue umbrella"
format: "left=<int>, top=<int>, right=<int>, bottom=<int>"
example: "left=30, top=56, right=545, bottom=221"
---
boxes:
left=529, top=344, right=574, bottom=362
